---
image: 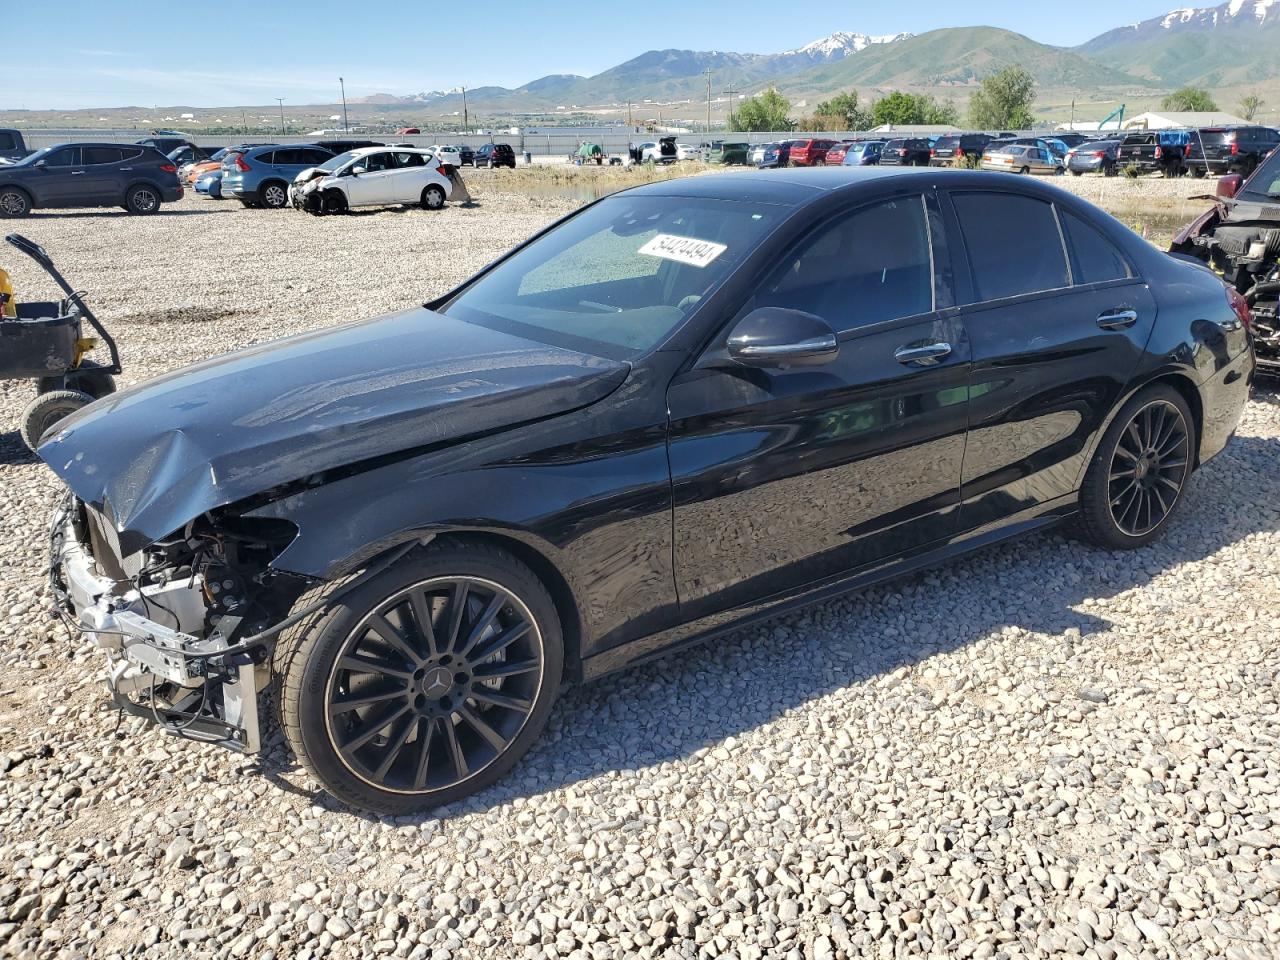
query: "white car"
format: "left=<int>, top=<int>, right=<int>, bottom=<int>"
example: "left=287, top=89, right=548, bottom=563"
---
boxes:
left=749, top=143, right=772, bottom=165
left=429, top=145, right=463, bottom=167
left=290, top=147, right=454, bottom=213
left=675, top=143, right=700, bottom=161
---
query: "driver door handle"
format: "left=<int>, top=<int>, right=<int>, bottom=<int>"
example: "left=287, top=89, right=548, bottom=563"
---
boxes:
left=1097, top=309, right=1138, bottom=330
left=894, top=341, right=952, bottom=366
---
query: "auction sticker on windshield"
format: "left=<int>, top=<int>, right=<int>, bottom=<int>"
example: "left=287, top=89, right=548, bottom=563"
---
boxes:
left=638, top=234, right=727, bottom=268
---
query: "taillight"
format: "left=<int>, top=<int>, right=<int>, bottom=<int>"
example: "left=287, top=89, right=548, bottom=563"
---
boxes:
left=435, top=165, right=447, bottom=177
left=1185, top=144, right=1193, bottom=157
left=930, top=148, right=937, bottom=157
left=956, top=147, right=965, bottom=157
left=235, top=155, right=250, bottom=172
left=1231, top=142, right=1240, bottom=155
left=1226, top=286, right=1253, bottom=332
left=160, top=163, right=176, bottom=173
left=897, top=149, right=906, bottom=156
left=1154, top=146, right=1163, bottom=159
left=1094, top=151, right=1106, bottom=159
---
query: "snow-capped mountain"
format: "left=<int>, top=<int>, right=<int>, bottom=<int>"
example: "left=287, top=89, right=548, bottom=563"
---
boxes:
left=781, top=31, right=913, bottom=62
left=1081, top=0, right=1279, bottom=53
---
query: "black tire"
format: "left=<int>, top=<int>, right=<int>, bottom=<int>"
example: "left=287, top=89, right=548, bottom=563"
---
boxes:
left=20, top=389, right=95, bottom=450
left=273, top=538, right=564, bottom=814
left=125, top=184, right=161, bottom=214
left=1070, top=169, right=1082, bottom=176
left=1075, top=384, right=1195, bottom=550
left=420, top=185, right=446, bottom=211
left=1018, top=166, right=1031, bottom=175
left=1191, top=166, right=1206, bottom=179
left=323, top=189, right=348, bottom=215
left=0, top=187, right=31, bottom=218
left=259, top=180, right=289, bottom=209
left=1103, top=162, right=1117, bottom=177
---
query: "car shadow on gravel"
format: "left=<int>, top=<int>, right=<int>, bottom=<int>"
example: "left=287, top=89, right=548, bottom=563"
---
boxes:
left=0, top=431, right=37, bottom=465
left=24, top=209, right=233, bottom=219
left=253, top=430, right=1280, bottom=822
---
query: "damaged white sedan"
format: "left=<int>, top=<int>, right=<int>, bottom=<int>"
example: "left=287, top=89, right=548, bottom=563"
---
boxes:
left=290, top=146, right=463, bottom=214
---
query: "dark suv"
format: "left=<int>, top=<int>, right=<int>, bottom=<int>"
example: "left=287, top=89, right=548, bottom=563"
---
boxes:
left=880, top=138, right=932, bottom=166
left=0, top=143, right=182, bottom=217
left=929, top=134, right=992, bottom=166
left=475, top=143, right=516, bottom=168
left=1185, top=126, right=1280, bottom=177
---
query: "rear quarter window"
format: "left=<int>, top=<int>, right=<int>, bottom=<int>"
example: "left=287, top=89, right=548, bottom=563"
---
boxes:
left=1060, top=211, right=1133, bottom=284
left=0, top=132, right=15, bottom=150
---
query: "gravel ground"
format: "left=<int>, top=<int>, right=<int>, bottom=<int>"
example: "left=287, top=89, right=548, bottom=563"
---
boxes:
left=1, top=176, right=1278, bottom=960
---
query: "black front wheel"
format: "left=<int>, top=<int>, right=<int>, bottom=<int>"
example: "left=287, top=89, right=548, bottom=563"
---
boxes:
left=1076, top=384, right=1194, bottom=549
left=274, top=539, right=563, bottom=814
left=0, top=187, right=31, bottom=218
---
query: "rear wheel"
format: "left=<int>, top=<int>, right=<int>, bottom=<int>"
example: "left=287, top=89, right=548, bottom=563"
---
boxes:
left=0, top=187, right=31, bottom=218
left=273, top=539, right=564, bottom=814
left=1018, top=166, right=1031, bottom=175
left=20, top=389, right=95, bottom=450
left=1070, top=169, right=1083, bottom=176
left=125, top=184, right=161, bottom=214
left=259, top=181, right=289, bottom=209
left=421, top=185, right=446, bottom=210
left=1076, top=385, right=1194, bottom=550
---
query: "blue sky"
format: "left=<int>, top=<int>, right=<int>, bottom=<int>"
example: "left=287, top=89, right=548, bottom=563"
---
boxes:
left=6, top=0, right=1183, bottom=109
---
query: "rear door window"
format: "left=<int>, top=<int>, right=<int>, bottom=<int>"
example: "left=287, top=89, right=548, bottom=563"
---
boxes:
left=951, top=192, right=1069, bottom=302
left=0, top=132, right=15, bottom=151
left=393, top=151, right=425, bottom=168
left=83, top=147, right=124, bottom=165
left=753, top=195, right=934, bottom=333
left=1060, top=211, right=1132, bottom=284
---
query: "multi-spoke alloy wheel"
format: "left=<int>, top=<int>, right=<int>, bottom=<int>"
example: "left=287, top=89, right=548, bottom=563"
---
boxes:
left=1107, top=399, right=1190, bottom=537
left=325, top=577, right=543, bottom=793
left=274, top=541, right=562, bottom=814
left=1077, top=384, right=1195, bottom=550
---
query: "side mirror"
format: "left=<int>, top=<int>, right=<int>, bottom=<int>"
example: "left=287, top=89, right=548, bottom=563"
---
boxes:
left=351, top=166, right=366, bottom=176
left=725, top=308, right=839, bottom=368
left=1217, top=174, right=1242, bottom=199
left=34, top=160, right=46, bottom=169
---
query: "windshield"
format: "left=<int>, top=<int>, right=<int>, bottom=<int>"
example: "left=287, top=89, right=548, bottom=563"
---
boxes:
left=317, top=150, right=359, bottom=173
left=1240, top=148, right=1280, bottom=201
left=443, top=195, right=783, bottom=358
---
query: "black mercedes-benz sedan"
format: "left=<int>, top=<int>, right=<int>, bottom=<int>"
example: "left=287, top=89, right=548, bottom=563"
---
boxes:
left=42, top=168, right=1254, bottom=813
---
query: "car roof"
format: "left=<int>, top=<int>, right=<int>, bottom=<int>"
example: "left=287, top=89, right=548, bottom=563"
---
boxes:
left=627, top=166, right=1075, bottom=206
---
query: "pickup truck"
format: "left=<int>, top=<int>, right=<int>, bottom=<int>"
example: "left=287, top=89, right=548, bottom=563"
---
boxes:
left=1184, top=126, right=1280, bottom=177
left=1115, top=131, right=1189, bottom=177
left=0, top=129, right=32, bottom=164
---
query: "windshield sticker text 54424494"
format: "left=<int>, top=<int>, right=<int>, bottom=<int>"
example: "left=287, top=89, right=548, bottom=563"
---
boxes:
left=637, top=233, right=728, bottom=268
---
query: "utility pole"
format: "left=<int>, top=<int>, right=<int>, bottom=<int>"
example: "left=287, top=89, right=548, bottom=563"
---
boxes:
left=627, top=101, right=632, bottom=129
left=240, top=108, right=247, bottom=135
left=275, top=98, right=285, bottom=135
left=705, top=69, right=712, bottom=137
left=1070, top=98, right=1075, bottom=130
left=340, top=77, right=349, bottom=132
left=461, top=86, right=469, bottom=134
left=724, top=81, right=735, bottom=130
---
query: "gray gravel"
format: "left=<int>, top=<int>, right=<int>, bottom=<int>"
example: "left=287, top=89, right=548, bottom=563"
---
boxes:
left=1, top=178, right=1278, bottom=960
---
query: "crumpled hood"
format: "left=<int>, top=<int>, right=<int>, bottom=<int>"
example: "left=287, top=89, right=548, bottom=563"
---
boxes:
left=40, top=308, right=627, bottom=555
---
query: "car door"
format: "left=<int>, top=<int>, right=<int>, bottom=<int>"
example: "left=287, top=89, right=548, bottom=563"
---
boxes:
left=941, top=188, right=1157, bottom=531
left=80, top=146, right=129, bottom=203
left=390, top=151, right=428, bottom=201
left=31, top=147, right=84, bottom=205
left=666, top=191, right=971, bottom=618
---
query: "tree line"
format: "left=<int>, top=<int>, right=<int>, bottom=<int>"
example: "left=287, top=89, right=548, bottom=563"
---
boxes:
left=726, top=67, right=1265, bottom=132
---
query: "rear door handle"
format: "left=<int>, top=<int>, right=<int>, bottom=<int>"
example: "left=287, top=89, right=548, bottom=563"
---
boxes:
left=1097, top=309, right=1138, bottom=330
left=894, top=341, right=952, bottom=366
left=70, top=170, right=85, bottom=175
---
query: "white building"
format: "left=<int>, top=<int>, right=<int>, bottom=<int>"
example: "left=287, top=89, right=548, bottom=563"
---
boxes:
left=1121, top=111, right=1250, bottom=130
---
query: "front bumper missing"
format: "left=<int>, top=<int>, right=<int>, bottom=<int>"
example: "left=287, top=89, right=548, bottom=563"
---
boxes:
left=51, top=503, right=263, bottom=752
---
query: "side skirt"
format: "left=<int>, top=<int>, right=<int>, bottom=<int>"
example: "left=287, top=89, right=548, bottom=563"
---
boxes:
left=581, top=493, right=1079, bottom=681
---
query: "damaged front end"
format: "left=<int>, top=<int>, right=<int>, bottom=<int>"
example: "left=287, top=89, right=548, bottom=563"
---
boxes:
left=289, top=168, right=336, bottom=215
left=1174, top=205, right=1280, bottom=375
left=49, top=494, right=306, bottom=751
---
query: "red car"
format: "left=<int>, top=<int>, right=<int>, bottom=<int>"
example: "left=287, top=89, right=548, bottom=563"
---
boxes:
left=787, top=138, right=837, bottom=166
left=821, top=140, right=857, bottom=165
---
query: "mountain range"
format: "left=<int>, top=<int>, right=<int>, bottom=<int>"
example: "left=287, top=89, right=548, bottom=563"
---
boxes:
left=346, top=5, right=1278, bottom=118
